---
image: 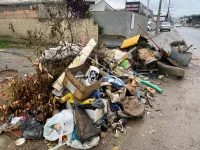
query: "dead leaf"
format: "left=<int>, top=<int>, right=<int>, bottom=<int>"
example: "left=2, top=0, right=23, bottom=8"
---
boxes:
left=113, top=146, right=120, bottom=150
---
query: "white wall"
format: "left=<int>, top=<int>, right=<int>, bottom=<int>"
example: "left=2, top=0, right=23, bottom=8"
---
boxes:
left=90, top=0, right=105, bottom=11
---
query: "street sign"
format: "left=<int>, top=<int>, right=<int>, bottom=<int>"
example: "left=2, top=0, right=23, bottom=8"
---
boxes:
left=131, top=13, right=135, bottom=29
left=125, top=2, right=140, bottom=12
left=125, top=1, right=153, bottom=17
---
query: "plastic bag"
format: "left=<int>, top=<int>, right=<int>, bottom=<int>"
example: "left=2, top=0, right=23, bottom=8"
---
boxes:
left=67, top=136, right=100, bottom=149
left=22, top=119, right=43, bottom=140
left=85, top=66, right=100, bottom=85
left=103, top=76, right=125, bottom=90
left=120, top=60, right=132, bottom=70
left=47, top=109, right=100, bottom=150
left=43, top=109, right=74, bottom=142
left=11, top=117, right=23, bottom=125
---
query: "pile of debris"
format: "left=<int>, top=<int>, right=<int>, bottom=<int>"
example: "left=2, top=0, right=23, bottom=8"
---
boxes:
left=0, top=35, right=192, bottom=149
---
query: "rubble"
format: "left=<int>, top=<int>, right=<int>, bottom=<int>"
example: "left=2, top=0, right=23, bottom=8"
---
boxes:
left=0, top=33, right=193, bottom=149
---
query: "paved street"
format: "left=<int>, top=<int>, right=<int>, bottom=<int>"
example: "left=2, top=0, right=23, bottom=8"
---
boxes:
left=0, top=48, right=36, bottom=77
left=175, top=27, right=200, bottom=58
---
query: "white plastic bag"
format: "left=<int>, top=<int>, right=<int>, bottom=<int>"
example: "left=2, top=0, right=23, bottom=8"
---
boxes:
left=67, top=136, right=100, bottom=149
left=44, top=109, right=100, bottom=150
left=43, top=109, right=74, bottom=141
left=11, top=117, right=23, bottom=125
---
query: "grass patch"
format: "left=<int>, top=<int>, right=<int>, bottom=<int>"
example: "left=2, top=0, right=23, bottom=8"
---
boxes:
left=0, top=40, right=10, bottom=48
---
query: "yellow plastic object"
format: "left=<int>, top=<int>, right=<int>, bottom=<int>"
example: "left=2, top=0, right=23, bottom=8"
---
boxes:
left=82, top=98, right=96, bottom=105
left=121, top=34, right=141, bottom=49
left=60, top=93, right=75, bottom=103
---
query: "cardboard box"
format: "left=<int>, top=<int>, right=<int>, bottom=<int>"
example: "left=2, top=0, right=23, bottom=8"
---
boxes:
left=63, top=63, right=102, bottom=101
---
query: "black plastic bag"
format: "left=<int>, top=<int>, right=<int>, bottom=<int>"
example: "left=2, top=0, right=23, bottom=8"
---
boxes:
left=22, top=119, right=43, bottom=140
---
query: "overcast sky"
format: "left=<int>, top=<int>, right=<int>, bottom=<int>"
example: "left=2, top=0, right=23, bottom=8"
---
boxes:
left=1, top=0, right=199, bottom=17
left=127, top=0, right=200, bottom=17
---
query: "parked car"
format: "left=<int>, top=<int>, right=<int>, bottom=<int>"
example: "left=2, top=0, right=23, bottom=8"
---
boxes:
left=175, top=23, right=181, bottom=27
left=194, top=23, right=199, bottom=28
left=188, top=24, right=193, bottom=27
left=160, top=22, right=171, bottom=32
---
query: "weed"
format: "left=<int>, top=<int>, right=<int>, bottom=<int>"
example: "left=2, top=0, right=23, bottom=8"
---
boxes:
left=98, top=25, right=104, bottom=35
left=0, top=40, right=10, bottom=48
left=85, top=11, right=93, bottom=19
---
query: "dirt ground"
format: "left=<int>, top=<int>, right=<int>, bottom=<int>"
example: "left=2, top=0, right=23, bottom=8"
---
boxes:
left=0, top=28, right=200, bottom=150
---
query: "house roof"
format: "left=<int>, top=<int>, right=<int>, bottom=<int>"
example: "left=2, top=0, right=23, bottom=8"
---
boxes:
left=105, top=1, right=114, bottom=11
left=0, top=0, right=62, bottom=5
left=105, top=0, right=125, bottom=10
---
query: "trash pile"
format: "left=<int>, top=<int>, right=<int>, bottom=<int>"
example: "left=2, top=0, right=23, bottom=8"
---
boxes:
left=0, top=35, right=192, bottom=149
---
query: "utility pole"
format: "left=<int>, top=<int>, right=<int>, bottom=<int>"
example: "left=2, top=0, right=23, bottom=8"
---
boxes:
left=146, top=0, right=149, bottom=17
left=156, top=0, right=162, bottom=35
left=167, top=0, right=171, bottom=22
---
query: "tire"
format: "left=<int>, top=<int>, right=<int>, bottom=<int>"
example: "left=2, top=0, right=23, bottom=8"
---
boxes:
left=157, top=61, right=185, bottom=78
left=169, top=29, right=171, bottom=31
left=160, top=29, right=162, bottom=32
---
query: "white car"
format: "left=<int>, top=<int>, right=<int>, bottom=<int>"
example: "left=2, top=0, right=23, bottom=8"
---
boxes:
left=175, top=23, right=181, bottom=27
left=160, top=22, right=171, bottom=32
left=194, top=24, right=199, bottom=28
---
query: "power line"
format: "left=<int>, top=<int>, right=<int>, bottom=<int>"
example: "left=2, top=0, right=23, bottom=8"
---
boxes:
left=164, top=0, right=168, bottom=11
left=139, top=0, right=158, bottom=10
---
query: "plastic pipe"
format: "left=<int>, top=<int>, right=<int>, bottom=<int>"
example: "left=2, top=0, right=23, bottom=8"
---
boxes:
left=141, top=80, right=163, bottom=93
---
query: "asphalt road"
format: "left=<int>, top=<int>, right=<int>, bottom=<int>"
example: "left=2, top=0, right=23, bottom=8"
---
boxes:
left=175, top=27, right=200, bottom=58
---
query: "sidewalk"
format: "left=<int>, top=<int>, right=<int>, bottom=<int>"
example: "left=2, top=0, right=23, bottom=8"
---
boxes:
left=145, top=28, right=181, bottom=52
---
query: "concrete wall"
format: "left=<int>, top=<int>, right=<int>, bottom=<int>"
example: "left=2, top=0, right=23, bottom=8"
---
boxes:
left=0, top=18, right=98, bottom=43
left=38, top=3, right=65, bottom=19
left=93, top=11, right=148, bottom=38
